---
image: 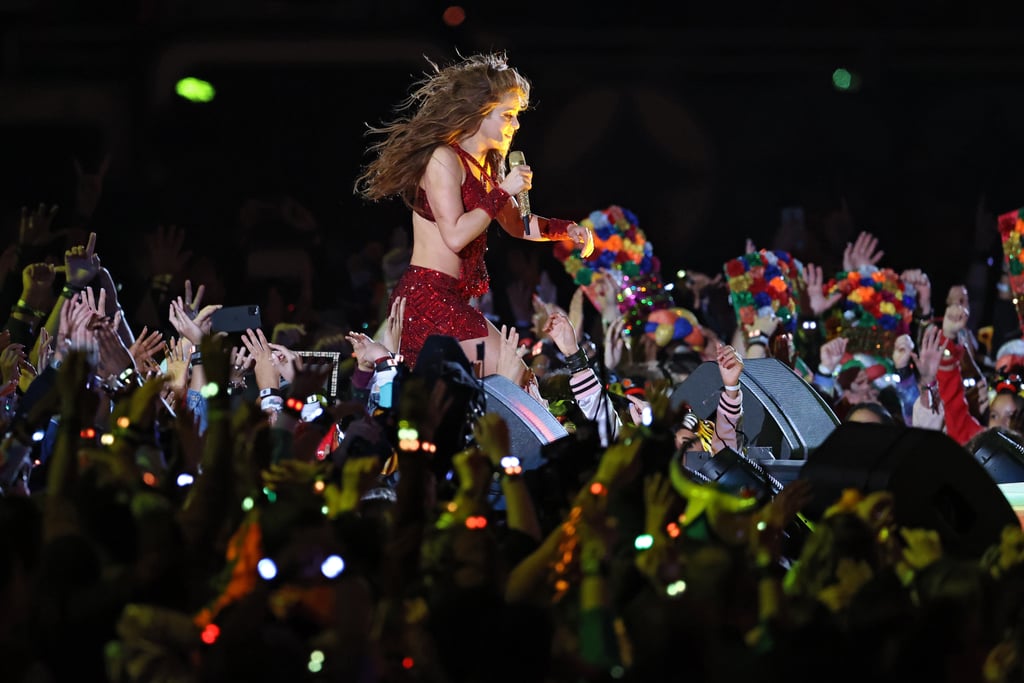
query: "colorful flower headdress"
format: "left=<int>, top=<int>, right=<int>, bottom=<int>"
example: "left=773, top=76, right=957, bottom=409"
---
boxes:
left=554, top=204, right=669, bottom=336
left=820, top=267, right=916, bottom=357
left=554, top=205, right=659, bottom=287
left=723, top=249, right=804, bottom=333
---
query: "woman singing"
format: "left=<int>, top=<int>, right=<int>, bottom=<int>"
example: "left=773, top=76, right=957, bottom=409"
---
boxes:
left=354, top=52, right=594, bottom=377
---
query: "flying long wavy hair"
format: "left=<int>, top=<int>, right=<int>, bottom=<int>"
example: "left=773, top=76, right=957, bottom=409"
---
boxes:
left=354, top=52, right=531, bottom=210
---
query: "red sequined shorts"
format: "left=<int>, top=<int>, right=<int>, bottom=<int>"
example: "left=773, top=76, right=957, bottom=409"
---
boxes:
left=390, top=266, right=488, bottom=369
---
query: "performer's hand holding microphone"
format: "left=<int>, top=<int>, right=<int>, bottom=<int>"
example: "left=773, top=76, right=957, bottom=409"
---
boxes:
left=507, top=150, right=532, bottom=235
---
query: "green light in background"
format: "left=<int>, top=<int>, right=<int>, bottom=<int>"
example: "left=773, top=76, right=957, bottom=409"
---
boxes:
left=832, top=68, right=853, bottom=91
left=176, top=77, right=216, bottom=103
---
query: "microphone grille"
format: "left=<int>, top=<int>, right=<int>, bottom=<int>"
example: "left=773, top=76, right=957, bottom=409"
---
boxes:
left=508, top=150, right=526, bottom=167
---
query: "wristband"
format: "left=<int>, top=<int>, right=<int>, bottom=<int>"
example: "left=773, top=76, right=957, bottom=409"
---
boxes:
left=564, top=347, right=589, bottom=373
left=747, top=334, right=769, bottom=348
left=723, top=383, right=740, bottom=393
left=374, top=355, right=397, bottom=373
left=260, top=395, right=283, bottom=412
left=61, top=284, right=84, bottom=300
left=15, top=299, right=47, bottom=318
left=259, top=387, right=282, bottom=399
left=817, top=364, right=834, bottom=377
left=189, top=352, right=202, bottom=366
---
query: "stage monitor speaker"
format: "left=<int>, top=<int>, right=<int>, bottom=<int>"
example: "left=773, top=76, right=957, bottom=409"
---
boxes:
left=799, top=423, right=1018, bottom=559
left=670, top=358, right=839, bottom=460
left=968, top=428, right=1024, bottom=484
left=482, top=375, right=568, bottom=471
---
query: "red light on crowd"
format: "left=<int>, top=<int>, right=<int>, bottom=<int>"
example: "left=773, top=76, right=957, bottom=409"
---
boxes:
left=442, top=6, right=465, bottom=26
left=143, top=472, right=157, bottom=487
left=402, top=657, right=415, bottom=669
left=201, top=623, right=220, bottom=644
left=589, top=482, right=606, bottom=496
left=465, top=515, right=488, bottom=529
left=80, top=428, right=96, bottom=439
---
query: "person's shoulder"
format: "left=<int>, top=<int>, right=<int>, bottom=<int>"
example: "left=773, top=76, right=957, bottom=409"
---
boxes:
left=428, top=144, right=458, bottom=164
left=424, top=145, right=462, bottom=178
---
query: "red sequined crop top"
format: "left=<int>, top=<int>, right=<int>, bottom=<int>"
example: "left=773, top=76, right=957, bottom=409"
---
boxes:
left=412, top=145, right=504, bottom=299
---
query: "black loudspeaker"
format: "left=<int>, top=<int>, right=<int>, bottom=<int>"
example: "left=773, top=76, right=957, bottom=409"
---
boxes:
left=799, top=423, right=1018, bottom=559
left=968, top=429, right=1024, bottom=484
left=482, top=375, right=568, bottom=471
left=670, top=358, right=840, bottom=460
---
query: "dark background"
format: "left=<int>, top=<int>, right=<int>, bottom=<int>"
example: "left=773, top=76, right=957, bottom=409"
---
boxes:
left=3, top=0, right=1024, bottom=328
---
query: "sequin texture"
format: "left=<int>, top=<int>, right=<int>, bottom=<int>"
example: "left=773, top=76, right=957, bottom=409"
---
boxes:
left=390, top=266, right=488, bottom=369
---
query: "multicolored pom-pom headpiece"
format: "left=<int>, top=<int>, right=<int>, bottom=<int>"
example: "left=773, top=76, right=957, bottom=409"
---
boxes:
left=998, top=207, right=1024, bottom=333
left=554, top=204, right=669, bottom=336
left=723, top=249, right=804, bottom=333
left=554, top=205, right=658, bottom=288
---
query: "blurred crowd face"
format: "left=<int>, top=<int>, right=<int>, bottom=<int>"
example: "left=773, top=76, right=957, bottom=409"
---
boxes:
left=845, top=369, right=879, bottom=404
left=988, top=393, right=1020, bottom=430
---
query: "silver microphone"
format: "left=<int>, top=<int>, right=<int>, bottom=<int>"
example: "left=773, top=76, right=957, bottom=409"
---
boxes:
left=507, top=150, right=531, bottom=235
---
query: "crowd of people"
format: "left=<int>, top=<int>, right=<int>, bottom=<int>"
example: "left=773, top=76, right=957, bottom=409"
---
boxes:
left=5, top=51, right=1024, bottom=683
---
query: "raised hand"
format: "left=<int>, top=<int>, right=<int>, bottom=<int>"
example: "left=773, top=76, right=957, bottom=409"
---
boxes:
left=543, top=309, right=579, bottom=357
left=592, top=426, right=644, bottom=491
left=179, top=279, right=205, bottom=321
left=324, top=455, right=384, bottom=517
left=91, top=320, right=135, bottom=381
left=64, top=231, right=100, bottom=289
left=818, top=336, right=848, bottom=375
left=229, top=345, right=254, bottom=389
left=163, top=336, right=191, bottom=397
left=127, top=326, right=164, bottom=375
left=842, top=231, right=884, bottom=272
left=0, top=343, right=27, bottom=387
left=472, top=412, right=511, bottom=466
left=345, top=331, right=392, bottom=373
left=899, top=527, right=943, bottom=573
left=495, top=324, right=528, bottom=385
left=19, top=203, right=61, bottom=247
left=603, top=315, right=628, bottom=371
left=21, top=262, right=57, bottom=312
left=168, top=299, right=220, bottom=347
left=267, top=342, right=301, bottom=383
left=381, top=296, right=406, bottom=355
left=626, top=394, right=652, bottom=426
left=942, top=303, right=969, bottom=341
left=900, top=269, right=932, bottom=316
left=240, top=328, right=280, bottom=390
left=716, top=343, right=744, bottom=390
left=914, top=325, right=944, bottom=385
left=804, top=263, right=841, bottom=316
